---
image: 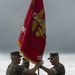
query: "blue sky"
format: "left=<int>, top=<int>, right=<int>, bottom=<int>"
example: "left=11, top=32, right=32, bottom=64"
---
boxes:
left=0, top=0, right=75, bottom=54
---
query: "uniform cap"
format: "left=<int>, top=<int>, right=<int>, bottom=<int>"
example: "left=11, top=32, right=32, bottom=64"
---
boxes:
left=48, top=53, right=59, bottom=60
left=11, top=51, right=22, bottom=57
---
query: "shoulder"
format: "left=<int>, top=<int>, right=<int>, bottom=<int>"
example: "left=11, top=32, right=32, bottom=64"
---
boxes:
left=6, top=63, right=16, bottom=75
left=51, top=63, right=65, bottom=74
left=55, top=63, right=65, bottom=71
left=58, top=63, right=65, bottom=70
left=7, top=63, right=22, bottom=72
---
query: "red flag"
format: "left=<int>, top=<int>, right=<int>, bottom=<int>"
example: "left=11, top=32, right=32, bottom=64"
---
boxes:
left=17, top=0, right=46, bottom=63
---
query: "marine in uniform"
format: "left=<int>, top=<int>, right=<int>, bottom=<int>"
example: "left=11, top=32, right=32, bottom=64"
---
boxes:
left=40, top=53, right=65, bottom=75
left=6, top=51, right=42, bottom=75
left=6, top=51, right=23, bottom=75
left=22, top=58, right=37, bottom=75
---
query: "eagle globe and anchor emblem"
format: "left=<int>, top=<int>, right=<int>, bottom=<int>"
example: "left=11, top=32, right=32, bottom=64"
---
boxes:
left=32, top=9, right=46, bottom=38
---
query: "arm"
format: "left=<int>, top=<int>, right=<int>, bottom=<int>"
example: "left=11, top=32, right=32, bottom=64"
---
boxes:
left=40, top=65, right=53, bottom=75
left=23, top=61, right=43, bottom=75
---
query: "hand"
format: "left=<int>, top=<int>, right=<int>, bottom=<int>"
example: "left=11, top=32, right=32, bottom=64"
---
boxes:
left=40, top=65, right=43, bottom=68
left=36, top=61, right=44, bottom=67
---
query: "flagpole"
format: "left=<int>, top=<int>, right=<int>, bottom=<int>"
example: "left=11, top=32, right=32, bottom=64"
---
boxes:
left=38, top=68, right=40, bottom=75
